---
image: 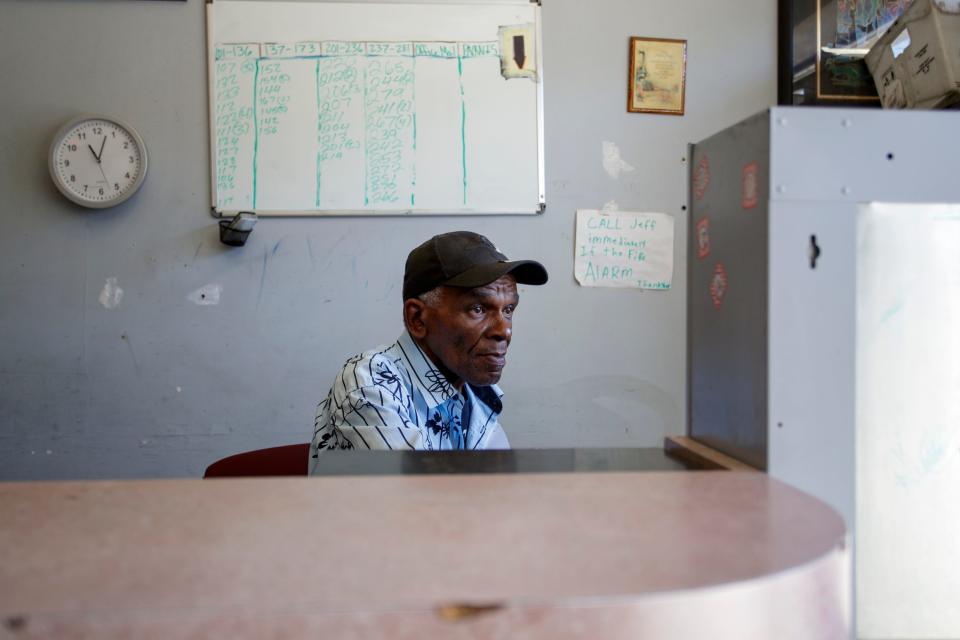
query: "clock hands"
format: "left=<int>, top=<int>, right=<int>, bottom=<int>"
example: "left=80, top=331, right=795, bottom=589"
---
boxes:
left=86, top=136, right=108, bottom=167
left=87, top=137, right=108, bottom=163
left=85, top=141, right=111, bottom=184
left=97, top=163, right=111, bottom=186
left=83, top=135, right=110, bottom=185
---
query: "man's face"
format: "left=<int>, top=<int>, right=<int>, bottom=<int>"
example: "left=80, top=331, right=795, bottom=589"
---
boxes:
left=412, top=275, right=520, bottom=389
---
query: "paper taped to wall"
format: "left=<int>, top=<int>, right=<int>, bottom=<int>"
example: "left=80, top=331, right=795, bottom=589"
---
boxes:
left=574, top=210, right=674, bottom=289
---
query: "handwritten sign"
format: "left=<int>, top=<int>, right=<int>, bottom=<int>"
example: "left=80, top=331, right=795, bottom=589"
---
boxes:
left=574, top=210, right=674, bottom=289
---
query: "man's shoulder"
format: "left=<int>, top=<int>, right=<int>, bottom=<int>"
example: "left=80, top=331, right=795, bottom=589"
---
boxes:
left=334, top=340, right=409, bottom=393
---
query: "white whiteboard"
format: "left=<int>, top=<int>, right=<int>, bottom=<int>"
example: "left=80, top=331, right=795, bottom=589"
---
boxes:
left=207, top=0, right=544, bottom=216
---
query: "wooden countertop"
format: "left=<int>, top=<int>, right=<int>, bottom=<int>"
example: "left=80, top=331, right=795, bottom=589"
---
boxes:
left=0, top=471, right=849, bottom=639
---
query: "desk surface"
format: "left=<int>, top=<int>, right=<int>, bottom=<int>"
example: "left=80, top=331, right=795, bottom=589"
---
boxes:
left=312, top=447, right=689, bottom=475
left=0, top=471, right=848, bottom=639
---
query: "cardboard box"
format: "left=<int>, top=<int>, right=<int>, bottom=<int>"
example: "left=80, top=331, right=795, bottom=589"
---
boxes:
left=865, top=0, right=960, bottom=108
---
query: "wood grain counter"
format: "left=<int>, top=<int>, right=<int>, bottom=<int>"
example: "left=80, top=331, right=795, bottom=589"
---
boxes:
left=0, top=471, right=848, bottom=639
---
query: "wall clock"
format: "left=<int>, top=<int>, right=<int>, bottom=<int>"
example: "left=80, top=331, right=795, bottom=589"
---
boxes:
left=48, top=115, right=148, bottom=208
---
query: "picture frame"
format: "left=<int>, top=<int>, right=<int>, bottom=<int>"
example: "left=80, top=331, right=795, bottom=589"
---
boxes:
left=778, top=0, right=911, bottom=105
left=627, top=37, right=687, bottom=115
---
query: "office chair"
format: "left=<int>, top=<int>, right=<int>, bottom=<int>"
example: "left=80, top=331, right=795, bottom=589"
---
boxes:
left=203, top=443, right=310, bottom=477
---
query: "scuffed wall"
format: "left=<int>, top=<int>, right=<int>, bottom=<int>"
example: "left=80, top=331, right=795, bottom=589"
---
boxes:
left=0, top=0, right=775, bottom=479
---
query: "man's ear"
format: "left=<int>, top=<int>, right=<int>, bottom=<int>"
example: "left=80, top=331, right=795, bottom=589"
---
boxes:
left=404, top=298, right=429, bottom=339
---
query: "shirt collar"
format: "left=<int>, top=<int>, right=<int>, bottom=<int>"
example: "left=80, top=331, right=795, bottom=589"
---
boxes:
left=396, top=330, right=458, bottom=409
left=396, top=331, right=503, bottom=414
left=467, top=383, right=504, bottom=414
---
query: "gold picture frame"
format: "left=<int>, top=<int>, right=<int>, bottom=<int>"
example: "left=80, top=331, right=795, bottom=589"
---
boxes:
left=628, top=37, right=687, bottom=115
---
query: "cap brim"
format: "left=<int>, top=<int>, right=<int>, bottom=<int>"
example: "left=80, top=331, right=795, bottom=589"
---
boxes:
left=442, top=260, right=548, bottom=289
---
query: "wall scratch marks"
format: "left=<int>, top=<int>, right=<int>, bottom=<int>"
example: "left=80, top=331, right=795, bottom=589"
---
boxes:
left=272, top=240, right=282, bottom=255
left=257, top=248, right=269, bottom=308
left=329, top=230, right=349, bottom=254
left=121, top=333, right=141, bottom=375
left=306, top=237, right=315, bottom=266
left=192, top=242, right=203, bottom=262
left=377, top=282, right=396, bottom=302
left=323, top=231, right=351, bottom=271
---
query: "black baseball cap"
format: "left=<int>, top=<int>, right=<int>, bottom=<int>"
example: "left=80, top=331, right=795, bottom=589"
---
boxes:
left=403, top=231, right=548, bottom=300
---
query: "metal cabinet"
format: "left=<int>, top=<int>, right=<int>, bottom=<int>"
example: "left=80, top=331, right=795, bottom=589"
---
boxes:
left=688, top=106, right=960, bottom=639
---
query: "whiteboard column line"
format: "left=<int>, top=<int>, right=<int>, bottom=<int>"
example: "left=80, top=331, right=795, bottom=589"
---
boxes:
left=363, top=62, right=368, bottom=208
left=315, top=58, right=321, bottom=208
left=252, top=58, right=260, bottom=209
left=411, top=46, right=417, bottom=208
left=457, top=52, right=467, bottom=206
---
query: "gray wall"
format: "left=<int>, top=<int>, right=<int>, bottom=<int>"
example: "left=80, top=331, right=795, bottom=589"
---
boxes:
left=0, top=0, right=775, bottom=479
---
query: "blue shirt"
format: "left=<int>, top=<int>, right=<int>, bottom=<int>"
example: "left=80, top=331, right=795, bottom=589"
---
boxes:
left=309, top=331, right=509, bottom=473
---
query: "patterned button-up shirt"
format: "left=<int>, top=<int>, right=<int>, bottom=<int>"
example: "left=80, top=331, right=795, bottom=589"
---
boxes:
left=308, top=331, right=509, bottom=473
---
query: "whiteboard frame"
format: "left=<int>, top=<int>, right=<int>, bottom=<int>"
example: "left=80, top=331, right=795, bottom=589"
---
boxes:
left=205, top=0, right=545, bottom=218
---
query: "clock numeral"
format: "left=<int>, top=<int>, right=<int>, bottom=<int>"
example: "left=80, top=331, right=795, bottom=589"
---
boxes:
left=124, top=172, right=131, bottom=179
left=129, top=156, right=134, bottom=164
left=114, top=183, right=120, bottom=191
left=98, top=187, right=104, bottom=195
left=111, top=131, right=116, bottom=138
left=78, top=132, right=86, bottom=140
left=83, top=185, right=88, bottom=192
left=123, top=142, right=129, bottom=149
left=93, top=127, right=103, bottom=135
left=70, top=175, right=76, bottom=183
left=67, top=144, right=77, bottom=152
left=64, top=159, right=70, bottom=167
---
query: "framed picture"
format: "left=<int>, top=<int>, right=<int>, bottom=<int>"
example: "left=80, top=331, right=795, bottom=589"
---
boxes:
left=778, top=0, right=911, bottom=105
left=628, top=37, right=687, bottom=115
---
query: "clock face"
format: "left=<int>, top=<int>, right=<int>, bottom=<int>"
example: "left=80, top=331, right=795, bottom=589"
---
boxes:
left=49, top=116, right=148, bottom=208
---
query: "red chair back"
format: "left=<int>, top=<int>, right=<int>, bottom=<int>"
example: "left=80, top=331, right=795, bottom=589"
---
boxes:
left=203, top=443, right=310, bottom=478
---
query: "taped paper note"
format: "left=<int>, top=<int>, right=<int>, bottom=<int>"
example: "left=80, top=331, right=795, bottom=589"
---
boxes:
left=574, top=210, right=674, bottom=289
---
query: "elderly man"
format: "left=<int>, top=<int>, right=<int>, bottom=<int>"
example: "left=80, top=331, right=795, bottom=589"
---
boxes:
left=309, top=231, right=547, bottom=470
